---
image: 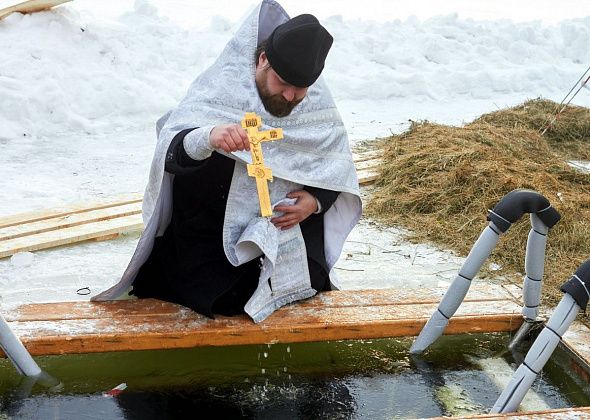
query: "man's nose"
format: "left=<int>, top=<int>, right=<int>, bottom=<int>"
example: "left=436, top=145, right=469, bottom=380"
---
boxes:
left=282, top=89, right=296, bottom=102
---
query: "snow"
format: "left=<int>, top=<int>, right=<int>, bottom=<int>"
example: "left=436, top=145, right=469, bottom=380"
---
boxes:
left=1, top=0, right=589, bottom=307
left=568, top=160, right=590, bottom=173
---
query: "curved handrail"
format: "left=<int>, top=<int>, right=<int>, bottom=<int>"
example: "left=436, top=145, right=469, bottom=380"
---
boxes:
left=491, top=257, right=590, bottom=413
left=410, top=189, right=561, bottom=354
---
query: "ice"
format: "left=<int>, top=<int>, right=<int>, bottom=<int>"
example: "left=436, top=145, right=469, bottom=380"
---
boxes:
left=10, top=252, right=35, bottom=268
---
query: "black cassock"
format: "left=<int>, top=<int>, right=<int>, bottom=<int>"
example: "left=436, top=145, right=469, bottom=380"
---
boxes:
left=131, top=129, right=340, bottom=318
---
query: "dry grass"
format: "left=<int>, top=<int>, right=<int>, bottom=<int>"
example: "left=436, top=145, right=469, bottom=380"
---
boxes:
left=474, top=99, right=590, bottom=159
left=366, top=99, right=590, bottom=306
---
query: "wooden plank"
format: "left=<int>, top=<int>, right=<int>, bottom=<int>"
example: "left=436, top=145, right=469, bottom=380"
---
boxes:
left=355, top=157, right=381, bottom=171
left=0, top=0, right=71, bottom=19
left=10, top=312, right=521, bottom=356
left=352, top=150, right=380, bottom=163
left=563, top=322, right=590, bottom=370
left=0, top=213, right=143, bottom=258
left=444, top=406, right=590, bottom=419
left=4, top=284, right=513, bottom=322
left=0, top=193, right=142, bottom=229
left=0, top=288, right=523, bottom=356
left=358, top=169, right=379, bottom=185
left=353, top=149, right=381, bottom=185
left=0, top=201, right=141, bottom=242
left=93, top=233, right=121, bottom=242
left=502, top=283, right=524, bottom=303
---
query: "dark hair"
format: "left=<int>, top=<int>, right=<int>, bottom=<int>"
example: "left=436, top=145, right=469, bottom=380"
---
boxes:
left=254, top=39, right=270, bottom=68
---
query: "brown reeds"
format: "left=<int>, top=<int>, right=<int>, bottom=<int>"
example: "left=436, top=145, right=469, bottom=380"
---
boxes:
left=366, top=99, right=590, bottom=306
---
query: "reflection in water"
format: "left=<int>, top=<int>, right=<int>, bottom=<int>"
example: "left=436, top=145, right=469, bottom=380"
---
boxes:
left=116, top=378, right=355, bottom=419
left=0, top=334, right=586, bottom=419
left=2, top=370, right=63, bottom=418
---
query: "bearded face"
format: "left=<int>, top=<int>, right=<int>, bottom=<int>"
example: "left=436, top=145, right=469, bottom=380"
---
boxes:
left=255, top=55, right=308, bottom=118
left=256, top=79, right=303, bottom=117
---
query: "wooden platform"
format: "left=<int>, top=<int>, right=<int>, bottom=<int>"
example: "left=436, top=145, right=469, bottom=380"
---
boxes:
left=0, top=151, right=381, bottom=259
left=4, top=284, right=590, bottom=418
left=0, top=0, right=71, bottom=20
left=0, top=284, right=522, bottom=357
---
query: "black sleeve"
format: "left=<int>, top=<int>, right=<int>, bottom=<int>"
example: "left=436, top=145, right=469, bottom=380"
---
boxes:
left=164, top=128, right=207, bottom=175
left=303, top=185, right=341, bottom=214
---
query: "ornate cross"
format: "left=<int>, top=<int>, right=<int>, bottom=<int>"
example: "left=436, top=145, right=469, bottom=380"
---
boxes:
left=241, top=112, right=284, bottom=217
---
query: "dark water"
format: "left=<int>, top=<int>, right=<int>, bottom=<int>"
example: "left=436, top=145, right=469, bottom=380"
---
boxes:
left=0, top=333, right=589, bottom=419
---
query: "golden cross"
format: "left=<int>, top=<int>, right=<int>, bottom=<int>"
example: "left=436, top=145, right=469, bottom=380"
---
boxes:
left=241, top=112, right=284, bottom=217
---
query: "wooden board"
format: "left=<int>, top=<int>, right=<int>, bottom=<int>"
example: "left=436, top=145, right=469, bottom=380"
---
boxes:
left=0, top=285, right=523, bottom=357
left=444, top=406, right=590, bottom=419
left=352, top=149, right=380, bottom=163
left=355, top=157, right=382, bottom=172
left=0, top=0, right=71, bottom=20
left=354, top=150, right=381, bottom=185
left=0, top=202, right=141, bottom=242
left=0, top=193, right=142, bottom=230
left=0, top=195, right=144, bottom=258
left=0, top=213, right=144, bottom=258
left=357, top=168, right=379, bottom=185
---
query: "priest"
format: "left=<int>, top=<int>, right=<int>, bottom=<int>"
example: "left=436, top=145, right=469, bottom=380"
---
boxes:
left=92, top=0, right=361, bottom=323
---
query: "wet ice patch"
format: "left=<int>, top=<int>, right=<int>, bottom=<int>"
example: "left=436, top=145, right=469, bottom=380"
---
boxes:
left=10, top=252, right=35, bottom=268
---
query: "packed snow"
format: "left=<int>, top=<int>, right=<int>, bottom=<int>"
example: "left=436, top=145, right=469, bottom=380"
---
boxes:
left=1, top=0, right=589, bottom=307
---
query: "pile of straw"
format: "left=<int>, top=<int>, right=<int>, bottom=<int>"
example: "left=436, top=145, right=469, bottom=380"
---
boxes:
left=366, top=99, right=590, bottom=305
left=474, top=99, right=590, bottom=159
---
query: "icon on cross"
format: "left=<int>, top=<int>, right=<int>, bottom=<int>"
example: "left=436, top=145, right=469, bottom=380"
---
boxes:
left=241, top=112, right=284, bottom=217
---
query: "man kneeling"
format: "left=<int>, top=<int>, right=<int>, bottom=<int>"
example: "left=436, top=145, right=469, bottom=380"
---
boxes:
left=92, top=1, right=361, bottom=323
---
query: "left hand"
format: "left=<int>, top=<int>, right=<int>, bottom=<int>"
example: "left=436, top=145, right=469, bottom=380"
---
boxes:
left=271, top=190, right=318, bottom=230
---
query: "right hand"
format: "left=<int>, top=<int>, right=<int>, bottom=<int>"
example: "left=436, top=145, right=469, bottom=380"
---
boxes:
left=209, top=124, right=250, bottom=153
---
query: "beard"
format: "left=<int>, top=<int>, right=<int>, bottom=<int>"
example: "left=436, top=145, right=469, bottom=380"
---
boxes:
left=256, top=77, right=303, bottom=117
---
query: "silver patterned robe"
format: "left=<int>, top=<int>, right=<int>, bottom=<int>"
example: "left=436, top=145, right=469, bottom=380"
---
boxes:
left=92, top=0, right=361, bottom=323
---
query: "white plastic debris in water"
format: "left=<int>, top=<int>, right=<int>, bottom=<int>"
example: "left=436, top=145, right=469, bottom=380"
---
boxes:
left=10, top=252, right=35, bottom=268
left=103, top=383, right=127, bottom=397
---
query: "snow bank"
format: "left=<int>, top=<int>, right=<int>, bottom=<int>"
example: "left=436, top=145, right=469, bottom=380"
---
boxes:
left=1, top=2, right=589, bottom=140
left=0, top=3, right=235, bottom=139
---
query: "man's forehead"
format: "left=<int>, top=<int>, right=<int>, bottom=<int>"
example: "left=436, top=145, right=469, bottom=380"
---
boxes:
left=270, top=66, right=304, bottom=88
left=275, top=72, right=288, bottom=85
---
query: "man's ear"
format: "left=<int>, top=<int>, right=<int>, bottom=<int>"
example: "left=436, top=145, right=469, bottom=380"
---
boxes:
left=257, top=51, right=268, bottom=68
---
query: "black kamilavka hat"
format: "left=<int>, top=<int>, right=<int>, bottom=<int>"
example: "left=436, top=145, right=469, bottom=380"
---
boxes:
left=264, top=14, right=333, bottom=88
